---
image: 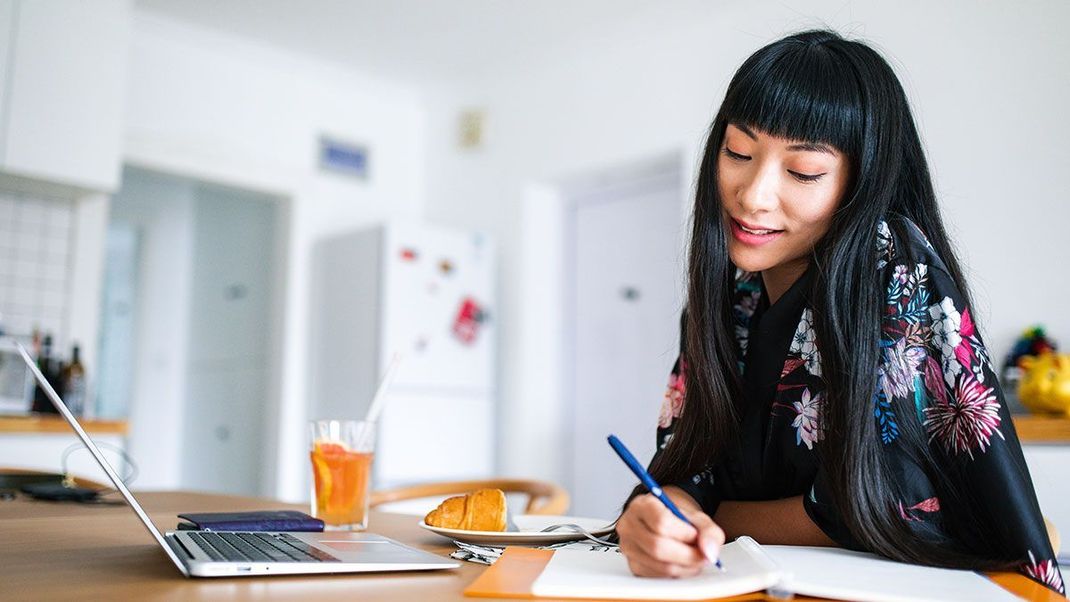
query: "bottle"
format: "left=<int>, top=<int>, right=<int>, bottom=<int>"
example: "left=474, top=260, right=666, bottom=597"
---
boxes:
left=62, top=344, right=87, bottom=416
left=31, top=334, right=58, bottom=414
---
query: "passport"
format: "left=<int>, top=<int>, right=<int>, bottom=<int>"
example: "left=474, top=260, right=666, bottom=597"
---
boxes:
left=176, top=510, right=325, bottom=532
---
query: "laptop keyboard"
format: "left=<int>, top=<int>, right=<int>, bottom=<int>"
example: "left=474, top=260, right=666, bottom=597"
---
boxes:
left=186, top=531, right=340, bottom=563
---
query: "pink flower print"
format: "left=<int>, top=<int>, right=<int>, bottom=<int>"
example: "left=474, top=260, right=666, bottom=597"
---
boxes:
left=922, top=355, right=948, bottom=406
left=1023, top=550, right=1064, bottom=594
left=923, top=371, right=1004, bottom=458
left=959, top=307, right=975, bottom=338
left=898, top=497, right=941, bottom=522
left=954, top=337, right=975, bottom=371
left=791, top=388, right=824, bottom=450
left=892, top=265, right=910, bottom=285
left=658, top=370, right=687, bottom=429
left=882, top=337, right=926, bottom=400
left=911, top=497, right=940, bottom=513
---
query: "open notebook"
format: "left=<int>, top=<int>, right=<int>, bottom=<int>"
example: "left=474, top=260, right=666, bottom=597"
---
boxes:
left=467, top=537, right=1021, bottom=601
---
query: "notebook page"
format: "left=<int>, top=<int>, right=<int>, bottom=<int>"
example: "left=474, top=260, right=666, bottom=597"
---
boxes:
left=762, top=545, right=1019, bottom=602
left=531, top=537, right=782, bottom=600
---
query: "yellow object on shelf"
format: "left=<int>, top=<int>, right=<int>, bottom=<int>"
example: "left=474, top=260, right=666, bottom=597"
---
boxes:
left=1018, top=352, right=1070, bottom=417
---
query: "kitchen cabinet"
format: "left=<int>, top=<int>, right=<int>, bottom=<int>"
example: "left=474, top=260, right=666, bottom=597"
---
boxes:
left=0, top=415, right=128, bottom=483
left=0, top=0, right=130, bottom=192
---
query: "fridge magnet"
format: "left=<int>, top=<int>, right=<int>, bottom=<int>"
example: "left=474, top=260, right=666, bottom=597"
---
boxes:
left=414, top=336, right=429, bottom=353
left=452, top=297, right=486, bottom=345
left=400, top=248, right=419, bottom=262
left=438, top=259, right=455, bottom=275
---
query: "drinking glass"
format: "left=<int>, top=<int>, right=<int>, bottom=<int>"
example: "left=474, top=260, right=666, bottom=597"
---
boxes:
left=309, top=420, right=375, bottom=530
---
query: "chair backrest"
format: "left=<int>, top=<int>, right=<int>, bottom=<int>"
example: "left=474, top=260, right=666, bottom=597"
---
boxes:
left=1044, top=516, right=1060, bottom=556
left=370, top=478, right=570, bottom=515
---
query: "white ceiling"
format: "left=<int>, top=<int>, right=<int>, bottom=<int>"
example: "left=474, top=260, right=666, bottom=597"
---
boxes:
left=135, top=0, right=659, bottom=86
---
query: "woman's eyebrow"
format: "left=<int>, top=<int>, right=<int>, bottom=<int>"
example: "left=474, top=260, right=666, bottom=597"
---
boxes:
left=786, top=141, right=836, bottom=155
left=735, top=123, right=759, bottom=140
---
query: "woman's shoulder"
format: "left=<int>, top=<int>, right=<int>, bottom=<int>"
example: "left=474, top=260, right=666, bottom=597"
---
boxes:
left=877, top=214, right=952, bottom=275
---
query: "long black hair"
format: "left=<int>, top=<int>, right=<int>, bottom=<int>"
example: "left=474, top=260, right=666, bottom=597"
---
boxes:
left=641, top=29, right=1016, bottom=569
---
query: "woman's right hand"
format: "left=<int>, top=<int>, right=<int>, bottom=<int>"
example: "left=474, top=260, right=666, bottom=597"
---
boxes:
left=616, top=492, right=725, bottom=578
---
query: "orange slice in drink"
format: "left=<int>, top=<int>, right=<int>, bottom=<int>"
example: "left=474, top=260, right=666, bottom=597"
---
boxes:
left=312, top=440, right=350, bottom=506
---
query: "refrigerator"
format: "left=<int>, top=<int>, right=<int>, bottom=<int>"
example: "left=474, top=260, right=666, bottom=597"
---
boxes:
left=310, top=221, right=495, bottom=488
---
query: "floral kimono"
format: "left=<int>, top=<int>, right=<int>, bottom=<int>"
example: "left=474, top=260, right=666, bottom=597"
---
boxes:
left=655, top=216, right=1064, bottom=594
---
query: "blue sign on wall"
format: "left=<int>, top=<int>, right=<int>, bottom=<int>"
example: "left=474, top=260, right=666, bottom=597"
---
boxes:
left=318, top=136, right=369, bottom=179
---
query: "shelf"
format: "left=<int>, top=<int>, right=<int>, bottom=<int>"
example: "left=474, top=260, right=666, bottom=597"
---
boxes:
left=1012, top=415, right=1070, bottom=444
left=0, top=415, right=127, bottom=435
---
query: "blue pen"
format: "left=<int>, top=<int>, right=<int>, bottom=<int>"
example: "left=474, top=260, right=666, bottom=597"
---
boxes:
left=608, top=434, right=724, bottom=570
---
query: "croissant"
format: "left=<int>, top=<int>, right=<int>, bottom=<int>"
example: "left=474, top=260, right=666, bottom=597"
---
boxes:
left=424, top=488, right=507, bottom=531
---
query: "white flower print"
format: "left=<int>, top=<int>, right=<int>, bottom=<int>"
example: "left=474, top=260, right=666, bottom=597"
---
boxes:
left=882, top=337, right=926, bottom=400
left=929, top=296, right=963, bottom=386
left=690, top=467, right=715, bottom=487
left=792, top=388, right=824, bottom=450
left=789, top=308, right=822, bottom=377
left=876, top=220, right=894, bottom=270
left=735, top=325, right=750, bottom=357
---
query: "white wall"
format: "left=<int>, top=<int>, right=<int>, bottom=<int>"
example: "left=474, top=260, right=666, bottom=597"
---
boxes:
left=122, top=11, right=425, bottom=499
left=423, top=0, right=1070, bottom=489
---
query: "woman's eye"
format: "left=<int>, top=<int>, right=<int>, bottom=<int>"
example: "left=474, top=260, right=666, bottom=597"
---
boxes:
left=789, top=170, right=825, bottom=183
left=722, top=147, right=750, bottom=161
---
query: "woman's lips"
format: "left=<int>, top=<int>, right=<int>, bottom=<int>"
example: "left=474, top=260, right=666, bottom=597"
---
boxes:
left=729, top=218, right=784, bottom=246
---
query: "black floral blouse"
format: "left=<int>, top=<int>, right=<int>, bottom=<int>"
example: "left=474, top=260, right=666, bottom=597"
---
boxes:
left=654, top=216, right=1064, bottom=594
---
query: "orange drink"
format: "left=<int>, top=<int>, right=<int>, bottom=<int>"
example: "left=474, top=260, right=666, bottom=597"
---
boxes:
left=309, top=420, right=375, bottom=530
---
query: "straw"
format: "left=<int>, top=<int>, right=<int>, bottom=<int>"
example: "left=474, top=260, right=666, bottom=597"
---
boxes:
left=363, top=352, right=403, bottom=425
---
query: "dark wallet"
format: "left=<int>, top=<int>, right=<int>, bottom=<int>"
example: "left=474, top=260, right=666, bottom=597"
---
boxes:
left=176, top=510, right=325, bottom=532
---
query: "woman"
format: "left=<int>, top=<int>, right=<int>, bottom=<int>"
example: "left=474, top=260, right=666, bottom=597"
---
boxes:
left=614, top=29, right=1064, bottom=594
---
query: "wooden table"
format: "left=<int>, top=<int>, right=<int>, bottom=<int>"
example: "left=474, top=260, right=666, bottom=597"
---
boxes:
left=0, top=491, right=479, bottom=600
left=0, top=490, right=1061, bottom=601
left=1014, top=415, right=1070, bottom=444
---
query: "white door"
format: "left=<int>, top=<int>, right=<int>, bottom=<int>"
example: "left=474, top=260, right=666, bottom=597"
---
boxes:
left=181, top=187, right=277, bottom=496
left=570, top=175, right=686, bottom=518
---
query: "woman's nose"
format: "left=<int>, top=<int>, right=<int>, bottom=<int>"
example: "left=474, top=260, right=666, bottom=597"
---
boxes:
left=737, top=165, right=780, bottom=214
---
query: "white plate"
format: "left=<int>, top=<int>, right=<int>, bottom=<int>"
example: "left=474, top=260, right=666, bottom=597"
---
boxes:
left=419, top=514, right=615, bottom=545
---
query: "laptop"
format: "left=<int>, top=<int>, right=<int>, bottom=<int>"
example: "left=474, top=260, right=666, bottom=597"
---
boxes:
left=14, top=341, right=459, bottom=578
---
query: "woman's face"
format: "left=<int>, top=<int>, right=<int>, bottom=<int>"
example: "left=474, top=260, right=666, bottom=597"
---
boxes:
left=717, top=123, right=850, bottom=275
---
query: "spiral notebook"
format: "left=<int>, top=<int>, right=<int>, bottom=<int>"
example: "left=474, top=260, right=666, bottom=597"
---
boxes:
left=465, top=537, right=1030, bottom=601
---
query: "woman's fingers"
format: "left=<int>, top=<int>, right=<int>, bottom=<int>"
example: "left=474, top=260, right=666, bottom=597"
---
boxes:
left=684, top=508, right=726, bottom=564
left=621, top=521, right=706, bottom=566
left=617, top=494, right=712, bottom=576
left=633, top=495, right=700, bottom=542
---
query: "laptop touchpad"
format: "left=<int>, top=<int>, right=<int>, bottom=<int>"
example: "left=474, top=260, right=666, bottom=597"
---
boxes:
left=322, top=541, right=384, bottom=552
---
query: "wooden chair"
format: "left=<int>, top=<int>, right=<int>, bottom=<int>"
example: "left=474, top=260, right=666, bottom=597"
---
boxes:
left=370, top=478, right=570, bottom=516
left=1044, top=516, right=1060, bottom=556
left=0, top=467, right=108, bottom=490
